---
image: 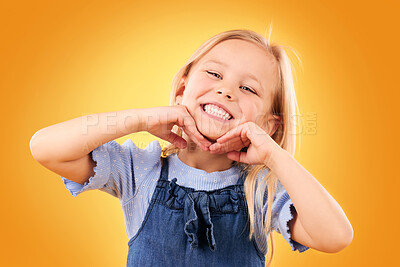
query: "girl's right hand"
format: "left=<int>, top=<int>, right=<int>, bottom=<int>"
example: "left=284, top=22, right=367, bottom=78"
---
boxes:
left=139, top=105, right=212, bottom=151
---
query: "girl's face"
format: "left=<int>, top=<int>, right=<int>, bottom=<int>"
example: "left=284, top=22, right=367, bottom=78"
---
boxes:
left=176, top=39, right=279, bottom=141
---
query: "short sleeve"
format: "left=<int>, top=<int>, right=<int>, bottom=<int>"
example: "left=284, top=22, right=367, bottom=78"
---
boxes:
left=270, top=181, right=310, bottom=253
left=60, top=139, right=162, bottom=203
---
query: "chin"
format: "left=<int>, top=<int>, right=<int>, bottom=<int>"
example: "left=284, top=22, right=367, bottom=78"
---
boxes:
left=198, top=129, right=227, bottom=143
left=202, top=135, right=218, bottom=143
left=195, top=115, right=232, bottom=142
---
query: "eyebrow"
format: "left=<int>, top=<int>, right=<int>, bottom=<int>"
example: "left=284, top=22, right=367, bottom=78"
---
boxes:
left=204, top=59, right=264, bottom=94
left=204, top=59, right=228, bottom=67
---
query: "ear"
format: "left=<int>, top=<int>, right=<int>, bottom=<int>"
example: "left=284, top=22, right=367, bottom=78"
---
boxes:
left=174, top=78, right=186, bottom=105
left=265, top=113, right=281, bottom=136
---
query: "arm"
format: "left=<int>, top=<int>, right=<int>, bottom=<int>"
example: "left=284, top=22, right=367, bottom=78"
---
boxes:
left=30, top=109, right=145, bottom=185
left=268, top=148, right=354, bottom=253
left=208, top=121, right=353, bottom=253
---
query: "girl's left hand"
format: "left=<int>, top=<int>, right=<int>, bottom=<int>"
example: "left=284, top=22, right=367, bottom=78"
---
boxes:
left=209, top=122, right=282, bottom=166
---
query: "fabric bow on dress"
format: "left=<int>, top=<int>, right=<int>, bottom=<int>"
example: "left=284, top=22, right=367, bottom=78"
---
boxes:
left=166, top=178, right=241, bottom=251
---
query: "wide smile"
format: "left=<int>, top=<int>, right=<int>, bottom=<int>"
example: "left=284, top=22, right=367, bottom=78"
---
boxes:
left=200, top=103, right=234, bottom=122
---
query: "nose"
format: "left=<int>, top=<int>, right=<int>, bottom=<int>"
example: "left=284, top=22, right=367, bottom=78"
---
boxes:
left=216, top=88, right=235, bottom=100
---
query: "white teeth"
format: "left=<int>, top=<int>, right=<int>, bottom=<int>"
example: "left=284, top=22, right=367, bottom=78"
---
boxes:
left=203, top=104, right=232, bottom=120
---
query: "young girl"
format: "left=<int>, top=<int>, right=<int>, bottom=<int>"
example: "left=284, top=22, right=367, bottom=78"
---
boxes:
left=30, top=29, right=353, bottom=266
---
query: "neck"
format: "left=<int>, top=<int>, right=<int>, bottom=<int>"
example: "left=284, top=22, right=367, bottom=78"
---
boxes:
left=177, top=132, right=234, bottom=173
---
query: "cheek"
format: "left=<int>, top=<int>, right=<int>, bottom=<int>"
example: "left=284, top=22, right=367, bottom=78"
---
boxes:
left=189, top=74, right=213, bottom=90
left=243, top=102, right=265, bottom=122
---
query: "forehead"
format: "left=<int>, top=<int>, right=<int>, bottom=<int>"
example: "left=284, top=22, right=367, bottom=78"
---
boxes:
left=197, top=39, right=278, bottom=94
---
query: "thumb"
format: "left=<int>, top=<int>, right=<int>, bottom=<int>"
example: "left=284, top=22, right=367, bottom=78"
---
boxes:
left=226, top=151, right=249, bottom=164
left=164, top=131, right=187, bottom=149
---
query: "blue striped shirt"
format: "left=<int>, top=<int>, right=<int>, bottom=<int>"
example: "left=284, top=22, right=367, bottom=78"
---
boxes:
left=61, top=139, right=309, bottom=254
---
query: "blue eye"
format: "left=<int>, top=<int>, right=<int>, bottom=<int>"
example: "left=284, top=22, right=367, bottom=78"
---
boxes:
left=207, top=71, right=222, bottom=79
left=240, top=86, right=257, bottom=94
left=207, top=71, right=257, bottom=95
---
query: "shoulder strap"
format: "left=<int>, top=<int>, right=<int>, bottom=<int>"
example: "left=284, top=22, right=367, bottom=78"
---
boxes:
left=159, top=156, right=169, bottom=181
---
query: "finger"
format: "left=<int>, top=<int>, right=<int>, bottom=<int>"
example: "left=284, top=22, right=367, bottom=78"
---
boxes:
left=209, top=137, right=245, bottom=153
left=210, top=143, right=231, bottom=154
left=182, top=126, right=211, bottom=151
left=177, top=109, right=211, bottom=150
left=216, top=127, right=241, bottom=144
left=209, top=143, right=225, bottom=154
left=212, top=130, right=251, bottom=153
left=222, top=136, right=248, bottom=150
left=216, top=123, right=251, bottom=145
left=191, top=129, right=212, bottom=150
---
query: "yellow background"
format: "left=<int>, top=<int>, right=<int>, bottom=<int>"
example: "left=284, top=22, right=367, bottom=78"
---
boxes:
left=1, top=0, right=398, bottom=266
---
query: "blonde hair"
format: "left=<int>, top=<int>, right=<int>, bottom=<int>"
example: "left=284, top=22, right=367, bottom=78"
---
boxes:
left=161, top=27, right=301, bottom=266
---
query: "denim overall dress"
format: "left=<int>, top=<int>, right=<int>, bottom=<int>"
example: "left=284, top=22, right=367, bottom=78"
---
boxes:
left=127, top=156, right=266, bottom=266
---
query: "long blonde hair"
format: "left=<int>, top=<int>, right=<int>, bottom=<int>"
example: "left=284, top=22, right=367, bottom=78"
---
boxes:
left=161, top=27, right=301, bottom=266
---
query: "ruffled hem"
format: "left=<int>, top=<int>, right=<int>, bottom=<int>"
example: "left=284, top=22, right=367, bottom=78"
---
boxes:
left=60, top=142, right=112, bottom=197
left=277, top=194, right=310, bottom=253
